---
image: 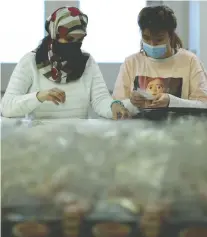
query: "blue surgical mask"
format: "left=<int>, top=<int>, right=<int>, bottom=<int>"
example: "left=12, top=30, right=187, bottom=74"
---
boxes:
left=142, top=42, right=167, bottom=59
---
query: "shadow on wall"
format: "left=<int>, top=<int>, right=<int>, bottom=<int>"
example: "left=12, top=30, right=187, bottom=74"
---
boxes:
left=1, top=92, right=4, bottom=100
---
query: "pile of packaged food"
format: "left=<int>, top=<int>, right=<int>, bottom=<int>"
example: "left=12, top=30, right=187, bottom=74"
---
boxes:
left=1, top=118, right=207, bottom=237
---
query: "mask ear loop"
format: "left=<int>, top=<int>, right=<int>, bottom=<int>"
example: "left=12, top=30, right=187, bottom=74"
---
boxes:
left=169, top=32, right=177, bottom=55
left=140, top=40, right=147, bottom=56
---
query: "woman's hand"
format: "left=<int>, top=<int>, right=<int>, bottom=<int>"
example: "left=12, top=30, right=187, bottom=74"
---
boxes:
left=111, top=103, right=131, bottom=120
left=36, top=88, right=66, bottom=105
left=148, top=93, right=170, bottom=108
left=130, top=91, right=152, bottom=108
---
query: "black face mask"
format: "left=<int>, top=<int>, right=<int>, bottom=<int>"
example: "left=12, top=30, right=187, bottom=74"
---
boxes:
left=52, top=41, right=83, bottom=62
left=52, top=41, right=89, bottom=82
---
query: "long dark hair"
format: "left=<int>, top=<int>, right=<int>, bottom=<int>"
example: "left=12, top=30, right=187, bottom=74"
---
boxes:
left=34, top=36, right=50, bottom=65
left=138, top=5, right=183, bottom=50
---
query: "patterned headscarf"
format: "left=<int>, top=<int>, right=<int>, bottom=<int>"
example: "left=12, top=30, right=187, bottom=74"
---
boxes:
left=35, top=7, right=89, bottom=83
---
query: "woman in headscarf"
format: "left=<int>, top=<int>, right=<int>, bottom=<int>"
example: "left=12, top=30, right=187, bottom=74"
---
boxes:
left=1, top=6, right=130, bottom=120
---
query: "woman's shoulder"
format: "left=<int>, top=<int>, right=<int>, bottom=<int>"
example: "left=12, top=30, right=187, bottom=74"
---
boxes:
left=121, top=52, right=145, bottom=69
left=82, top=51, right=98, bottom=69
left=17, top=52, right=36, bottom=66
left=173, top=48, right=204, bottom=71
left=178, top=49, right=206, bottom=72
left=175, top=48, right=199, bottom=63
left=114, top=52, right=145, bottom=69
left=124, top=51, right=144, bottom=62
left=79, top=51, right=97, bottom=80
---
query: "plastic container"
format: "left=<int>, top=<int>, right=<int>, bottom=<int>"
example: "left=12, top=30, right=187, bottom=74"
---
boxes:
left=2, top=119, right=207, bottom=237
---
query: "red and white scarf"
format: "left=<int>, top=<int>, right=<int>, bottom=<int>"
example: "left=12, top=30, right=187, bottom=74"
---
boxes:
left=36, top=7, right=88, bottom=83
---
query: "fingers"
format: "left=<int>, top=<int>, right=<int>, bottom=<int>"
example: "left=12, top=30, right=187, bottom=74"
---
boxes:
left=131, top=94, right=145, bottom=102
left=113, top=109, right=131, bottom=120
left=131, top=97, right=144, bottom=104
left=148, top=97, right=163, bottom=108
left=130, top=97, right=146, bottom=108
left=47, top=88, right=66, bottom=105
left=113, top=111, right=127, bottom=120
left=50, top=88, right=66, bottom=103
left=147, top=94, right=162, bottom=108
left=117, top=112, right=122, bottom=120
left=148, top=100, right=161, bottom=107
left=47, top=94, right=61, bottom=105
left=130, top=92, right=148, bottom=108
left=112, top=112, right=118, bottom=120
left=122, top=109, right=131, bottom=119
left=131, top=91, right=145, bottom=98
left=148, top=103, right=161, bottom=108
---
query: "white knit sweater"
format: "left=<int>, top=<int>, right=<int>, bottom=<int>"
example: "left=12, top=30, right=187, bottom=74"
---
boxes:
left=1, top=52, right=117, bottom=119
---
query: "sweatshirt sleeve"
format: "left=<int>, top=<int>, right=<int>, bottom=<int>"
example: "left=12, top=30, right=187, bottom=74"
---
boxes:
left=112, top=58, right=132, bottom=99
left=112, top=58, right=139, bottom=115
left=90, top=57, right=139, bottom=118
left=169, top=56, right=207, bottom=108
left=1, top=53, right=42, bottom=118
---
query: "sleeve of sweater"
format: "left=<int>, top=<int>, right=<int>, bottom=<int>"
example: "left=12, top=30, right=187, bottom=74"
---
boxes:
left=1, top=53, right=42, bottom=118
left=169, top=55, right=207, bottom=108
left=89, top=57, right=114, bottom=118
left=90, top=57, right=139, bottom=118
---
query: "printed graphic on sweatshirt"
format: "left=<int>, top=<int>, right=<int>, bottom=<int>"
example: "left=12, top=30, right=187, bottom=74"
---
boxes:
left=134, top=76, right=183, bottom=98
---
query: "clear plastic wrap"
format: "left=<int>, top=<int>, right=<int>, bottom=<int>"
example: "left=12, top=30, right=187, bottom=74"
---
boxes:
left=1, top=118, right=207, bottom=237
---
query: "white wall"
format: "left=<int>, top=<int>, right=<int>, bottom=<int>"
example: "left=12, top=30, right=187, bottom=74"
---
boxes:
left=1, top=1, right=207, bottom=93
left=189, top=0, right=200, bottom=56
left=200, top=1, right=207, bottom=68
left=163, top=1, right=189, bottom=48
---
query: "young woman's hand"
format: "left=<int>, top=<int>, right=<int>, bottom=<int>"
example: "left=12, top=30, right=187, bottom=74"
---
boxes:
left=148, top=93, right=170, bottom=108
left=130, top=91, right=152, bottom=108
left=37, top=88, right=66, bottom=105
